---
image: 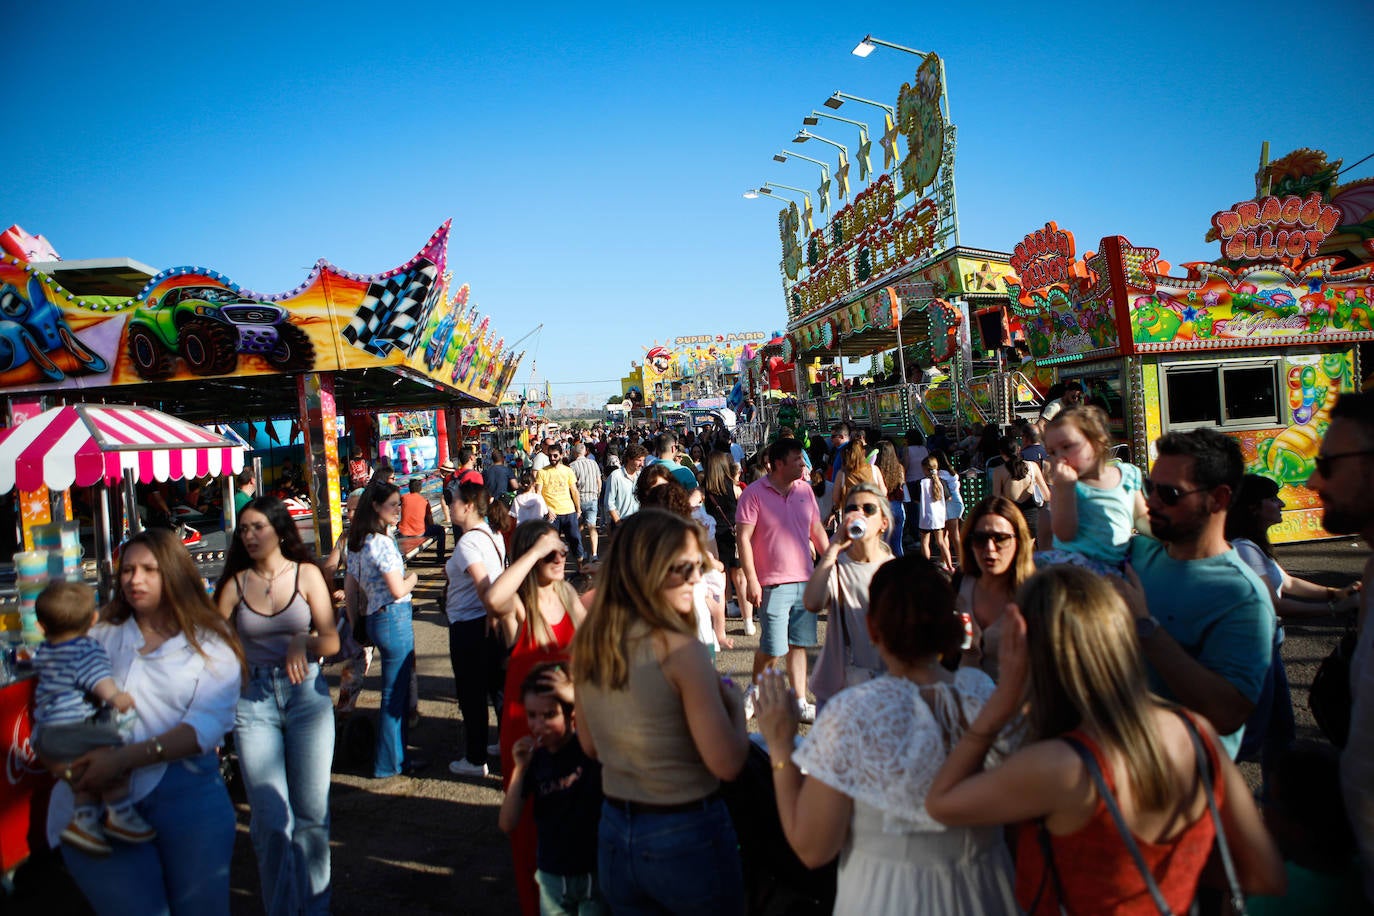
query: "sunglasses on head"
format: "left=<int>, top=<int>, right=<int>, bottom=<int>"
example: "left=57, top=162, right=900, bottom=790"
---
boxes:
left=667, top=560, right=706, bottom=580
left=1142, top=478, right=1210, bottom=506
left=844, top=503, right=881, bottom=516
left=970, top=531, right=1015, bottom=547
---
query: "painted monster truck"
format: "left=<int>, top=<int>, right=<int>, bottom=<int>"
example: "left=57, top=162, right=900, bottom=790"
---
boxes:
left=126, top=282, right=315, bottom=380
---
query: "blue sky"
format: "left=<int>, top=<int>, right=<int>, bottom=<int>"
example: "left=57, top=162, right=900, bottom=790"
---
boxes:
left=4, top=0, right=1372, bottom=406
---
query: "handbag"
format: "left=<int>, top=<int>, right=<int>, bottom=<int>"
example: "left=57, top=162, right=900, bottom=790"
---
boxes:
left=1028, top=712, right=1246, bottom=916
left=833, top=570, right=875, bottom=688
left=1310, top=627, right=1357, bottom=747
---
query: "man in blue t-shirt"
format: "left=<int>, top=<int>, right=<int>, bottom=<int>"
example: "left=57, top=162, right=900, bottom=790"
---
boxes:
left=1128, top=427, right=1274, bottom=759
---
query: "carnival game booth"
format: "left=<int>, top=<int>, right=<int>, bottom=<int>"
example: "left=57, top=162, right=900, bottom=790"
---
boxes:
left=0, top=403, right=245, bottom=877
left=1005, top=148, right=1374, bottom=543
left=0, top=222, right=524, bottom=555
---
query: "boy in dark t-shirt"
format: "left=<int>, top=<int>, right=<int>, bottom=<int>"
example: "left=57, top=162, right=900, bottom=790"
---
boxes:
left=499, top=663, right=606, bottom=915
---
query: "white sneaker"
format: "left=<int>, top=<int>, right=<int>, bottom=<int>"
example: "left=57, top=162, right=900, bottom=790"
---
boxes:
left=744, top=619, right=757, bottom=637
left=796, top=699, right=817, bottom=724
left=103, top=807, right=156, bottom=844
left=742, top=684, right=757, bottom=722
left=448, top=758, right=488, bottom=778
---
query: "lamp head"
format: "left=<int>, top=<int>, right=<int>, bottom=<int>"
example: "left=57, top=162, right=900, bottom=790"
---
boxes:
left=803, top=113, right=819, bottom=126
left=824, top=92, right=844, bottom=109
left=772, top=153, right=788, bottom=163
left=852, top=36, right=876, bottom=57
left=743, top=190, right=760, bottom=199
left=792, top=131, right=810, bottom=143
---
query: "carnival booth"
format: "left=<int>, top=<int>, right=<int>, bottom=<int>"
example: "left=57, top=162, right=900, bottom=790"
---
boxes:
left=0, top=402, right=246, bottom=875
left=1006, top=148, right=1374, bottom=543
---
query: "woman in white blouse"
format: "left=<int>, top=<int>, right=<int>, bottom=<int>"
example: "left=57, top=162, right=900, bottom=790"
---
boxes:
left=50, top=527, right=246, bottom=916
left=758, top=554, right=1019, bottom=916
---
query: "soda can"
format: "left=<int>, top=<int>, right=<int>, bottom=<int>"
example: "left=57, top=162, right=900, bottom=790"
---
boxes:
left=959, top=612, right=974, bottom=651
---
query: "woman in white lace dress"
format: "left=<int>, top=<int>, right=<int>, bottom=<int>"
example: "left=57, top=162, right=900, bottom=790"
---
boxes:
left=757, top=555, right=1021, bottom=915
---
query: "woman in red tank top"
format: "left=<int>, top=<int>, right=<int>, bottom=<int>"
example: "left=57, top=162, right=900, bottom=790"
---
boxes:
left=483, top=520, right=586, bottom=916
left=926, top=566, right=1285, bottom=913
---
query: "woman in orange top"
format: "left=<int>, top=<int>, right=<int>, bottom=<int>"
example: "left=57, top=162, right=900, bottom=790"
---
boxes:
left=926, top=566, right=1285, bottom=914
left=483, top=519, right=587, bottom=916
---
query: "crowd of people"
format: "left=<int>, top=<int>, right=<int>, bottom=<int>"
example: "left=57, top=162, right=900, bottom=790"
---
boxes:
left=25, top=393, right=1374, bottom=915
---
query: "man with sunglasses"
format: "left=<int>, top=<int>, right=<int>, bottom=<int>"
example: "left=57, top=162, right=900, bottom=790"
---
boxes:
left=1127, top=427, right=1273, bottom=760
left=1311, top=392, right=1374, bottom=901
left=737, top=438, right=829, bottom=724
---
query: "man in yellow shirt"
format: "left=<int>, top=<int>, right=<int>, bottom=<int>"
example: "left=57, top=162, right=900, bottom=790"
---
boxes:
left=535, top=443, right=584, bottom=569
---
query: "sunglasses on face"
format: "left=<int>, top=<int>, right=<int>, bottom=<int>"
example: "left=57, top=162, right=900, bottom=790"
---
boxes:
left=1143, top=478, right=1210, bottom=506
left=543, top=550, right=568, bottom=563
left=666, top=560, right=706, bottom=581
left=844, top=503, right=881, bottom=516
left=970, top=531, right=1015, bottom=547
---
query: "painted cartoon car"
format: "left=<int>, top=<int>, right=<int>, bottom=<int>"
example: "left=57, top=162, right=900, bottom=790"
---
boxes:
left=127, top=283, right=314, bottom=379
left=0, top=277, right=108, bottom=382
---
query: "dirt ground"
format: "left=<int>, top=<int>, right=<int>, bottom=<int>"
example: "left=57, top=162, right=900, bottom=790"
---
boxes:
left=9, top=538, right=1367, bottom=915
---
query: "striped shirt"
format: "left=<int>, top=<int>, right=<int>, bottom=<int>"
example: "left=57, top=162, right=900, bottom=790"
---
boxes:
left=571, top=456, right=603, bottom=507
left=33, top=636, right=115, bottom=726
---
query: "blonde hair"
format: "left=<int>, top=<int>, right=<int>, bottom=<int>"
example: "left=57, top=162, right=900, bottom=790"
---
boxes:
left=1019, top=566, right=1173, bottom=809
left=923, top=456, right=944, bottom=502
left=845, top=482, right=895, bottom=547
left=571, top=509, right=703, bottom=690
left=1047, top=405, right=1112, bottom=474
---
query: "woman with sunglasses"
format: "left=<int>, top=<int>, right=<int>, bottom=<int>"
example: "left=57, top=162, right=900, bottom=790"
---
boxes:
left=926, top=566, right=1284, bottom=913
left=572, top=509, right=750, bottom=914
left=955, top=498, right=1036, bottom=682
left=804, top=482, right=895, bottom=711
left=485, top=518, right=587, bottom=915
left=345, top=482, right=419, bottom=778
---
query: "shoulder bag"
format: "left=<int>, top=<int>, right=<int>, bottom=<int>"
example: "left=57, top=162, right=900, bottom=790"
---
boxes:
left=1310, top=625, right=1357, bottom=747
left=1028, top=712, right=1246, bottom=916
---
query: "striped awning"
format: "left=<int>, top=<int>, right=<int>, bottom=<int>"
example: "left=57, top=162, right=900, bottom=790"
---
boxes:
left=0, top=403, right=246, bottom=493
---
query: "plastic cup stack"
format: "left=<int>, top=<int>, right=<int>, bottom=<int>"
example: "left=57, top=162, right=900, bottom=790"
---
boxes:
left=13, top=550, right=48, bottom=644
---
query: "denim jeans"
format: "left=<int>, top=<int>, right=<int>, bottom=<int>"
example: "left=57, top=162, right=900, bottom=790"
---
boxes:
left=887, top=499, right=905, bottom=557
left=553, top=511, right=583, bottom=562
left=598, top=797, right=745, bottom=916
left=369, top=601, right=415, bottom=777
left=235, top=663, right=335, bottom=915
left=537, top=869, right=608, bottom=916
left=62, top=753, right=235, bottom=916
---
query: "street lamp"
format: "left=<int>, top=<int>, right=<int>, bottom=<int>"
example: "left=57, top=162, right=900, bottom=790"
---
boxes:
left=774, top=150, right=832, bottom=213
left=745, top=184, right=815, bottom=234
left=852, top=34, right=930, bottom=58
left=795, top=129, right=852, bottom=199
left=825, top=92, right=898, bottom=172
left=803, top=111, right=873, bottom=183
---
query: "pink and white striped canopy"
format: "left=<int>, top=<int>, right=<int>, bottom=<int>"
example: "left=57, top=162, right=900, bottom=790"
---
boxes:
left=0, top=404, right=246, bottom=493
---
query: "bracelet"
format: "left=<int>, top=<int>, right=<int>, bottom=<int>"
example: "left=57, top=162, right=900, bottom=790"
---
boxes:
left=771, top=757, right=793, bottom=771
left=149, top=737, right=165, bottom=761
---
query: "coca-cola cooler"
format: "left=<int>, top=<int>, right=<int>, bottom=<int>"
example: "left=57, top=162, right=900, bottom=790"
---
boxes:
left=0, top=674, right=52, bottom=872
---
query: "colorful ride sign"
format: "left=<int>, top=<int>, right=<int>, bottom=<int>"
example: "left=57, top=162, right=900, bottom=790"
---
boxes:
left=0, top=223, right=522, bottom=405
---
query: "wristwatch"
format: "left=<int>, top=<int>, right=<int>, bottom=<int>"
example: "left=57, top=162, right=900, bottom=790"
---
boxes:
left=1135, top=615, right=1161, bottom=641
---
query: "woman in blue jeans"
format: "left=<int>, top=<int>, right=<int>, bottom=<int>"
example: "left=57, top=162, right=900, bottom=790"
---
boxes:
left=215, top=497, right=339, bottom=915
left=572, top=509, right=750, bottom=915
left=49, top=528, right=245, bottom=916
left=346, top=482, right=420, bottom=777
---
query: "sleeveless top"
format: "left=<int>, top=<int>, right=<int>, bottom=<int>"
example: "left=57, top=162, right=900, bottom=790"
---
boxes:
left=235, top=564, right=313, bottom=668
left=1014, top=714, right=1223, bottom=914
left=577, top=620, right=719, bottom=804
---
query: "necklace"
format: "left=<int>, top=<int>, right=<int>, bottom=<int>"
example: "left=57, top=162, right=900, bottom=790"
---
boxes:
left=253, top=560, right=293, bottom=594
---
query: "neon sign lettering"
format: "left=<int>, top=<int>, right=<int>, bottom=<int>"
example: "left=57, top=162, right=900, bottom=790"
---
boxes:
left=1009, top=222, right=1076, bottom=291
left=1211, top=194, right=1342, bottom=261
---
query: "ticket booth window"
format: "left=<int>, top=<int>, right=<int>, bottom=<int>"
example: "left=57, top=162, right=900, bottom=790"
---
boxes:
left=1163, top=360, right=1281, bottom=430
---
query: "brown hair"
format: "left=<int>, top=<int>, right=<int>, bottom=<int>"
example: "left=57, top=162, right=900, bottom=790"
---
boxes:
left=867, top=555, right=964, bottom=663
left=960, top=496, right=1035, bottom=584
left=1047, top=405, right=1112, bottom=473
left=36, top=581, right=96, bottom=636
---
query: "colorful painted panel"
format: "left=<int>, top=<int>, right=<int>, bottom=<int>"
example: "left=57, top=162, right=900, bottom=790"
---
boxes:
left=0, top=223, right=522, bottom=406
left=636, top=332, right=766, bottom=406
left=1004, top=224, right=1122, bottom=364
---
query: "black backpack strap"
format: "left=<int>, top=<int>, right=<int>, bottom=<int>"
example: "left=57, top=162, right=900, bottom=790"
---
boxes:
left=1176, top=712, right=1247, bottom=916
left=1062, top=735, right=1175, bottom=915
left=1028, top=818, right=1070, bottom=915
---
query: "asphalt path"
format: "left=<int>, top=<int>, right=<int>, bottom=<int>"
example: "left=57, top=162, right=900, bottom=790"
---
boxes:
left=13, top=537, right=1369, bottom=915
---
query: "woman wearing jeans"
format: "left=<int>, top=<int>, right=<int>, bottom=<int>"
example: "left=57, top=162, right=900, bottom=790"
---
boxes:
left=346, top=482, right=420, bottom=777
left=572, top=509, right=750, bottom=915
left=48, top=528, right=245, bottom=916
left=216, top=497, right=339, bottom=915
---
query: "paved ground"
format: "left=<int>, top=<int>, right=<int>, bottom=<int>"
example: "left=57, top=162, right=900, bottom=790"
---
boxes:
left=10, top=537, right=1368, bottom=915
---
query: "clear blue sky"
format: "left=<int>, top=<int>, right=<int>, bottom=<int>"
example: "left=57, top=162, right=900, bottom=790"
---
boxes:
left=4, top=0, right=1372, bottom=406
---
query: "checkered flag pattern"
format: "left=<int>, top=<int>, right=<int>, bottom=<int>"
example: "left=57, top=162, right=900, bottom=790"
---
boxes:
left=343, top=261, right=440, bottom=357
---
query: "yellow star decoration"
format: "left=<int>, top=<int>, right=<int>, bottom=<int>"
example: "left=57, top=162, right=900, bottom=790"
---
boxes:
left=963, top=261, right=1000, bottom=292
left=1118, top=243, right=1160, bottom=292
left=1085, top=249, right=1113, bottom=299
left=835, top=152, right=851, bottom=200
left=857, top=134, right=873, bottom=182
left=882, top=113, right=899, bottom=171
left=818, top=177, right=831, bottom=214
left=802, top=197, right=815, bottom=235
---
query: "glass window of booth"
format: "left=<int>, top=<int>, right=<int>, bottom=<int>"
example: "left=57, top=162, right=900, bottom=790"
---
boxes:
left=1162, top=360, right=1280, bottom=430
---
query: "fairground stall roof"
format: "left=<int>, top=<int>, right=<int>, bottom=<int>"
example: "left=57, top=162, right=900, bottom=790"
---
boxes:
left=0, top=222, right=523, bottom=422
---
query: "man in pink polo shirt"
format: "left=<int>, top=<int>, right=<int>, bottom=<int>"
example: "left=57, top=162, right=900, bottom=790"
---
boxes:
left=737, top=437, right=828, bottom=723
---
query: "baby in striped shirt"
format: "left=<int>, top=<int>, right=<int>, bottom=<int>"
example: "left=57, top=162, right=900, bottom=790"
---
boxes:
left=32, top=581, right=156, bottom=856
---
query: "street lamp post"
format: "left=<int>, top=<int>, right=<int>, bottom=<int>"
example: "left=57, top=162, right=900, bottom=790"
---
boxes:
left=795, top=129, right=852, bottom=199
left=804, top=111, right=873, bottom=182
left=774, top=150, right=832, bottom=213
